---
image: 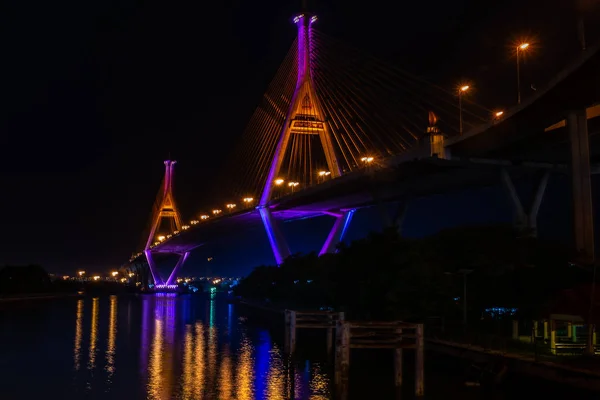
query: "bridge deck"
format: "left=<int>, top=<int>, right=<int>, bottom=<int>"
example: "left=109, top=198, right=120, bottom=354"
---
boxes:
left=140, top=157, right=566, bottom=256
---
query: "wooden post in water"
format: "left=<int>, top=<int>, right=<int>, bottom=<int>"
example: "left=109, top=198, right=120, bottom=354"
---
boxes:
left=334, top=319, right=343, bottom=389
left=415, top=323, right=424, bottom=397
left=339, top=321, right=350, bottom=400
left=327, top=314, right=333, bottom=355
left=394, top=327, right=403, bottom=387
left=289, top=310, right=297, bottom=355
left=284, top=310, right=291, bottom=353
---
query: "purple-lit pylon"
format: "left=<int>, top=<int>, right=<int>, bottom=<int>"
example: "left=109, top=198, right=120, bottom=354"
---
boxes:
left=258, top=12, right=344, bottom=265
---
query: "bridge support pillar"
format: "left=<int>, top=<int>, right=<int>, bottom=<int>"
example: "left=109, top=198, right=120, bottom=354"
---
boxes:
left=392, top=199, right=410, bottom=235
left=501, top=169, right=549, bottom=237
left=319, top=210, right=355, bottom=255
left=165, top=252, right=190, bottom=286
left=568, top=109, right=594, bottom=264
left=144, top=249, right=164, bottom=286
left=258, top=206, right=291, bottom=265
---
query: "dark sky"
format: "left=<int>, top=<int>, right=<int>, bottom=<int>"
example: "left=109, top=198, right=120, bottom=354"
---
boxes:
left=1, top=0, right=598, bottom=275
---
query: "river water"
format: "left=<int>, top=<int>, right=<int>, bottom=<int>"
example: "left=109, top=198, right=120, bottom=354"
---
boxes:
left=0, top=293, right=596, bottom=399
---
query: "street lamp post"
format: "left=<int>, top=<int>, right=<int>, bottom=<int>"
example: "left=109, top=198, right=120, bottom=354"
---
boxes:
left=516, top=42, right=529, bottom=105
left=458, top=85, right=469, bottom=135
left=446, top=268, right=473, bottom=328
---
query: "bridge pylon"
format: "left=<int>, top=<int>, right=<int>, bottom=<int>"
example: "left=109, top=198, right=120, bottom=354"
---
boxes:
left=258, top=12, right=353, bottom=264
left=144, top=160, right=189, bottom=288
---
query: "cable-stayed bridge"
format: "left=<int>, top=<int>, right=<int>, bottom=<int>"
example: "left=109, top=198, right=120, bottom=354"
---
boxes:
left=122, top=11, right=600, bottom=289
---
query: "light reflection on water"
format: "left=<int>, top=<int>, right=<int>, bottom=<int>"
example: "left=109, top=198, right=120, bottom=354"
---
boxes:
left=61, top=294, right=328, bottom=399
left=1, top=294, right=597, bottom=399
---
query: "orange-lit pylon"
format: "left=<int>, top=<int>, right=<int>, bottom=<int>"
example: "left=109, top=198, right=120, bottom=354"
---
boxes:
left=144, top=160, right=187, bottom=287
left=145, top=160, right=182, bottom=249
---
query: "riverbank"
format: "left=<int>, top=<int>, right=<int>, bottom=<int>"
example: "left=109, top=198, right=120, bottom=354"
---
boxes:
left=429, top=338, right=600, bottom=392
left=0, top=292, right=83, bottom=303
left=236, top=297, right=600, bottom=393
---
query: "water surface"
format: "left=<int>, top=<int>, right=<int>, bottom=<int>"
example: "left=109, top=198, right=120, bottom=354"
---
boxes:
left=0, top=294, right=596, bottom=399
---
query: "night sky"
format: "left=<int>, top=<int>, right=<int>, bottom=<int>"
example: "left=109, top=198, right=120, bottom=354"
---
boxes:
left=2, top=0, right=598, bottom=275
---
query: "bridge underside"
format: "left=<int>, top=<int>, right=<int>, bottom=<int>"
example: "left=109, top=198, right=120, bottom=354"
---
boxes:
left=127, top=156, right=577, bottom=261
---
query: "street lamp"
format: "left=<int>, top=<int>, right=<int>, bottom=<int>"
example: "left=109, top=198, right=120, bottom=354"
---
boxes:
left=111, top=271, right=118, bottom=277
left=274, top=178, right=284, bottom=186
left=361, top=156, right=374, bottom=164
left=226, top=203, right=236, bottom=211
left=243, top=197, right=254, bottom=204
left=318, top=170, right=331, bottom=183
left=288, top=181, right=299, bottom=193
left=494, top=110, right=504, bottom=118
left=200, top=214, right=209, bottom=220
left=78, top=270, right=85, bottom=277
left=212, top=209, right=222, bottom=215
left=157, top=235, right=166, bottom=241
left=516, top=42, right=530, bottom=105
left=458, top=85, right=470, bottom=135
left=445, top=269, right=473, bottom=328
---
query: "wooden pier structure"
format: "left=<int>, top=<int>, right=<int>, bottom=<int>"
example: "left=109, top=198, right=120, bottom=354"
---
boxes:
left=283, top=310, right=425, bottom=399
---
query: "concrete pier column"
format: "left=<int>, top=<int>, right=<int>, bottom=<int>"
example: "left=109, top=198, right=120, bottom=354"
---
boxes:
left=543, top=320, right=549, bottom=340
left=319, top=210, right=355, bottom=255
left=258, top=206, right=291, bottom=265
left=501, top=169, right=550, bottom=237
left=568, top=109, right=594, bottom=263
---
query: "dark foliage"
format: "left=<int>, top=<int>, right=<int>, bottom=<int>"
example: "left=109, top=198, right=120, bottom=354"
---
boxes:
left=236, top=225, right=584, bottom=322
left=0, top=265, right=52, bottom=294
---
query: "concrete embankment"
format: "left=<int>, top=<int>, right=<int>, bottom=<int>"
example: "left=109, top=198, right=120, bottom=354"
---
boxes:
left=428, top=338, right=600, bottom=392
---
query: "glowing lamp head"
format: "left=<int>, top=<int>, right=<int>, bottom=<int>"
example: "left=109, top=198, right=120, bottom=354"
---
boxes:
left=226, top=203, right=236, bottom=209
left=293, top=14, right=304, bottom=24
left=243, top=197, right=254, bottom=203
left=78, top=271, right=85, bottom=276
left=200, top=215, right=209, bottom=220
left=288, top=181, right=299, bottom=187
left=310, top=15, right=318, bottom=24
left=212, top=209, right=222, bottom=215
left=111, top=271, right=118, bottom=277
left=157, top=235, right=166, bottom=241
left=495, top=111, right=504, bottom=117
left=361, top=156, right=374, bottom=163
left=460, top=85, right=470, bottom=92
left=318, top=170, right=331, bottom=176
left=518, top=43, right=530, bottom=50
left=274, top=178, right=284, bottom=185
